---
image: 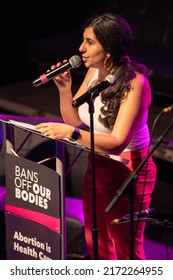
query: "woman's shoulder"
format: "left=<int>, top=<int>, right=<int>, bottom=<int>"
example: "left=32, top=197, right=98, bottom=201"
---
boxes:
left=131, top=72, right=150, bottom=89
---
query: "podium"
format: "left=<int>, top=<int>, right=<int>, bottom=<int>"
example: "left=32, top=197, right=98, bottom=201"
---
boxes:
left=1, top=119, right=70, bottom=259
left=1, top=118, right=129, bottom=260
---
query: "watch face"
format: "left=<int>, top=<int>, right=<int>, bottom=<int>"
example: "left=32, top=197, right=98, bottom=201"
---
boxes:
left=70, top=128, right=80, bottom=141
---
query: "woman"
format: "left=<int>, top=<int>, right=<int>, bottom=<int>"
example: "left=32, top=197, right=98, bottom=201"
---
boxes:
left=35, top=13, right=156, bottom=260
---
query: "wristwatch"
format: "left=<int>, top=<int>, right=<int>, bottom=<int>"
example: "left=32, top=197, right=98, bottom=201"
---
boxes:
left=69, top=127, right=80, bottom=142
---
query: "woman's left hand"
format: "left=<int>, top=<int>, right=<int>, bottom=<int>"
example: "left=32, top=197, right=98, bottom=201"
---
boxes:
left=35, top=122, right=74, bottom=140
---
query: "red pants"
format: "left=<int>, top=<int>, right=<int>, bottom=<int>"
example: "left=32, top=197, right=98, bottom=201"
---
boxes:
left=83, top=147, right=156, bottom=260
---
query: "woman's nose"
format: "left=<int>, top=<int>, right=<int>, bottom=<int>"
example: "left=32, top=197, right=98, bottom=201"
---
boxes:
left=79, top=41, right=85, bottom=52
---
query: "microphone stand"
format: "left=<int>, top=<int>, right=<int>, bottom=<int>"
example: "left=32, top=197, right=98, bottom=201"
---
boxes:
left=87, top=95, right=98, bottom=260
left=105, top=117, right=173, bottom=259
left=73, top=89, right=100, bottom=259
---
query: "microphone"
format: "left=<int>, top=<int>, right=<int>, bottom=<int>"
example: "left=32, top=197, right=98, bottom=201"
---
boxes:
left=162, top=105, right=173, bottom=113
left=33, top=55, right=82, bottom=87
left=72, top=74, right=116, bottom=108
left=111, top=208, right=155, bottom=224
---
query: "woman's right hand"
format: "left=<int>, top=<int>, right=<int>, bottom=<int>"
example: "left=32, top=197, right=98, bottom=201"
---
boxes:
left=49, top=60, right=72, bottom=93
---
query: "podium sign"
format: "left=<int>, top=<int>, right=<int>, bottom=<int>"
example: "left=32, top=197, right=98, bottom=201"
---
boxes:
left=5, top=153, right=62, bottom=259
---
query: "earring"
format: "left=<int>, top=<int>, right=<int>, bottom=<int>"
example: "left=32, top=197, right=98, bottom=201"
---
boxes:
left=104, top=57, right=113, bottom=71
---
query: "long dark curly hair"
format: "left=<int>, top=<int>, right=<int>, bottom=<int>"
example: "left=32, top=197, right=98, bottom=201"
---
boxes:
left=83, top=13, right=152, bottom=130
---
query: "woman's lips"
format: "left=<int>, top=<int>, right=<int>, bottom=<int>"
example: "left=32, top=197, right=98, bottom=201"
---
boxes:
left=82, top=56, right=88, bottom=62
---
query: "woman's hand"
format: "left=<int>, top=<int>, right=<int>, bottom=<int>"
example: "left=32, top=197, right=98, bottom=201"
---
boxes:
left=35, top=122, right=74, bottom=140
left=49, top=60, right=72, bottom=93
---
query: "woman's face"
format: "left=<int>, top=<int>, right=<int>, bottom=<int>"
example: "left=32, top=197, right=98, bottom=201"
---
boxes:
left=79, top=27, right=107, bottom=69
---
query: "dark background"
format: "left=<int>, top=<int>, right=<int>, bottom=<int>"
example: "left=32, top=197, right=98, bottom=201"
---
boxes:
left=0, top=1, right=98, bottom=85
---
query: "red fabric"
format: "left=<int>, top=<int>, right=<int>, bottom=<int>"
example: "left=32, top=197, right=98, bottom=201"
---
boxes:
left=83, top=146, right=156, bottom=260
